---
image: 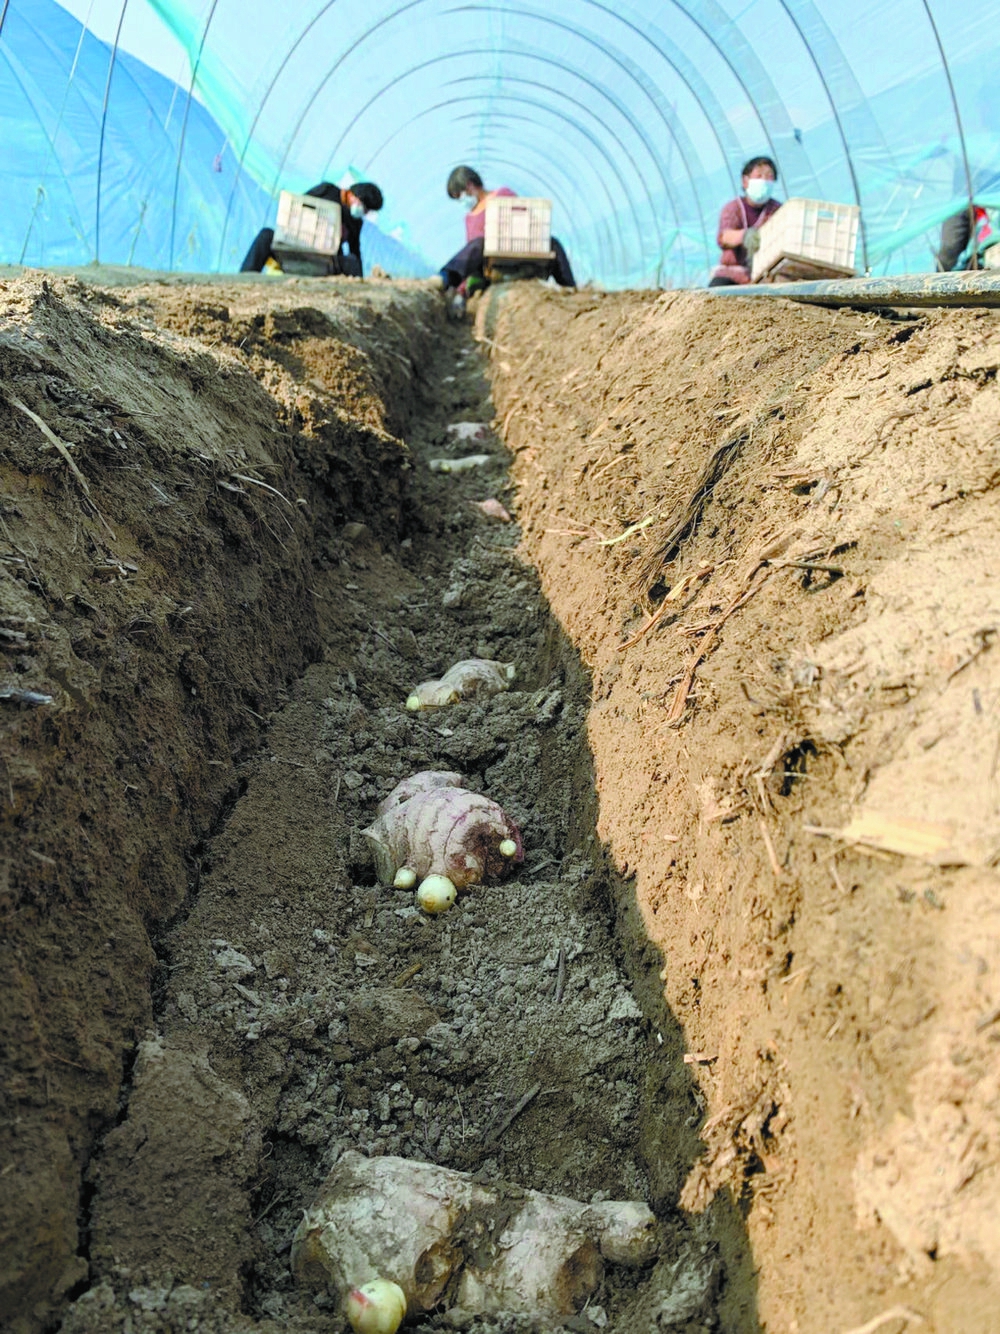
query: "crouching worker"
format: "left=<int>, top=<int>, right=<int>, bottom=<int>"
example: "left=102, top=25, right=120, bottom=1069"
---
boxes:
left=937, top=203, right=1000, bottom=271
left=240, top=181, right=384, bottom=276
left=439, top=166, right=575, bottom=315
left=709, top=156, right=781, bottom=286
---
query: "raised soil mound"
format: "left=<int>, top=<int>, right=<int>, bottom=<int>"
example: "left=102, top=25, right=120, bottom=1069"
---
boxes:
left=484, top=283, right=1000, bottom=1334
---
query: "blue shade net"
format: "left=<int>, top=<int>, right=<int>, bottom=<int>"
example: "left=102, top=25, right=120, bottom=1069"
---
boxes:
left=2, top=0, right=999, bottom=288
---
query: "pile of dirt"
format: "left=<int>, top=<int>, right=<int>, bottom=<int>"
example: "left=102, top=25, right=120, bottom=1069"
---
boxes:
left=483, top=284, right=1000, bottom=1333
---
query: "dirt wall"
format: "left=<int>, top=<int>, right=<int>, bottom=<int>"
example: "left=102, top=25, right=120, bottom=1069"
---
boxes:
left=0, top=273, right=438, bottom=1330
left=484, top=285, right=1000, bottom=1333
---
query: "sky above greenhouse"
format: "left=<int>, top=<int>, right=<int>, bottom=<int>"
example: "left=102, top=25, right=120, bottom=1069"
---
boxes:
left=4, top=0, right=998, bottom=285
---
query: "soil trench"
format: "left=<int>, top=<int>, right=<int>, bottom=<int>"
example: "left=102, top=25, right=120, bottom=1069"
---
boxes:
left=2, top=273, right=999, bottom=1334
left=2, top=274, right=727, bottom=1334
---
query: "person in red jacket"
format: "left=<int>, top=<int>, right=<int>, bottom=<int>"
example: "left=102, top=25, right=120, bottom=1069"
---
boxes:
left=439, top=166, right=575, bottom=315
left=709, top=156, right=782, bottom=286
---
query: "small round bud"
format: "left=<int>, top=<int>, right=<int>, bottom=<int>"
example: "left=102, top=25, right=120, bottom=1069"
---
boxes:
left=345, top=1279, right=406, bottom=1334
left=393, top=867, right=417, bottom=889
left=499, top=839, right=517, bottom=857
left=416, top=875, right=457, bottom=914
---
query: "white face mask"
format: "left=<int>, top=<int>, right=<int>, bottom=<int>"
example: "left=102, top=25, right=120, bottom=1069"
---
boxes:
left=350, top=202, right=366, bottom=219
left=745, top=177, right=774, bottom=205
left=463, top=194, right=477, bottom=211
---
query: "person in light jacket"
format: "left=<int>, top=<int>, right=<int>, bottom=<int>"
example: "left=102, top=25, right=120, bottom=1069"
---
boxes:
left=439, top=166, right=575, bottom=311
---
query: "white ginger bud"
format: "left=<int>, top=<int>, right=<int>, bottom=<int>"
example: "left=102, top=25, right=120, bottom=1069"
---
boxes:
left=416, top=874, right=457, bottom=914
left=499, top=839, right=517, bottom=858
left=393, top=867, right=418, bottom=889
left=345, top=1279, right=407, bottom=1334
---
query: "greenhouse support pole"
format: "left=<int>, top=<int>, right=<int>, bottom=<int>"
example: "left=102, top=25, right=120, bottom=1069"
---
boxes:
left=94, top=0, right=129, bottom=265
left=168, top=0, right=221, bottom=272
left=920, top=0, right=977, bottom=269
left=775, top=1, right=869, bottom=273
left=0, top=1, right=10, bottom=40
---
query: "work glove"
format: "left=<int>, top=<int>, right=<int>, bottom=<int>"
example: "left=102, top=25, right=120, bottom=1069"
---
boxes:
left=743, top=226, right=761, bottom=257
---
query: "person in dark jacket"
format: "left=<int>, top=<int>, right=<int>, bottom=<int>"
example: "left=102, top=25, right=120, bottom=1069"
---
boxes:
left=936, top=203, right=999, bottom=271
left=240, top=181, right=383, bottom=276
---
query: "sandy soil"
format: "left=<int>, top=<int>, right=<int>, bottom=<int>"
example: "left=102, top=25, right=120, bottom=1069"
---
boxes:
left=1, top=270, right=999, bottom=1334
left=483, top=285, right=1000, bottom=1334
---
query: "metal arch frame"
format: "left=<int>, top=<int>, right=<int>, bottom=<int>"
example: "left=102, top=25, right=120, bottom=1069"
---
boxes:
left=365, top=96, right=635, bottom=276
left=563, top=2, right=744, bottom=196
left=920, top=0, right=977, bottom=268
left=445, top=5, right=713, bottom=254
left=0, top=0, right=10, bottom=41
left=445, top=73, right=667, bottom=267
left=167, top=0, right=221, bottom=271
left=261, top=0, right=713, bottom=266
left=774, top=0, right=869, bottom=271
left=320, top=39, right=737, bottom=202
left=555, top=0, right=770, bottom=187
left=315, top=46, right=684, bottom=269
left=606, top=0, right=817, bottom=191
left=94, top=0, right=129, bottom=263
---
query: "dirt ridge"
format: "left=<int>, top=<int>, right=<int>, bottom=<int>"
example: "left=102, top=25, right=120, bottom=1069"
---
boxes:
left=484, top=283, right=1000, bottom=1334
left=0, top=274, right=437, bottom=1329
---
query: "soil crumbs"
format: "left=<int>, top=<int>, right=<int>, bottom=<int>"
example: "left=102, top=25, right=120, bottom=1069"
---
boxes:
left=6, top=269, right=1000, bottom=1334
left=2, top=272, right=718, bottom=1334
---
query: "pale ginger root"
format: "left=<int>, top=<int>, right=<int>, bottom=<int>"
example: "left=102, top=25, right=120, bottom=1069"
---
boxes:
left=405, top=658, right=515, bottom=711
left=362, top=773, right=523, bottom=904
left=428, top=454, right=492, bottom=473
left=291, top=1153, right=659, bottom=1319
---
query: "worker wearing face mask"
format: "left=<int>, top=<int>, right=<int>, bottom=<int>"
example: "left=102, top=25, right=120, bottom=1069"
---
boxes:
left=439, top=165, right=575, bottom=315
left=709, top=156, right=782, bottom=286
left=240, top=181, right=384, bottom=276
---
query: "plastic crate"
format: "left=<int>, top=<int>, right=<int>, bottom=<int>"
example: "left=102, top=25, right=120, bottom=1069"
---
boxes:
left=752, top=198, right=860, bottom=281
left=484, top=197, right=553, bottom=259
left=273, top=190, right=342, bottom=256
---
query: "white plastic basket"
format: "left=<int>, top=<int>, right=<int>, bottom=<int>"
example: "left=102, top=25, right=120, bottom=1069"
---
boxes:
left=484, top=197, right=553, bottom=259
left=273, top=190, right=342, bottom=256
left=752, top=198, right=860, bottom=281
